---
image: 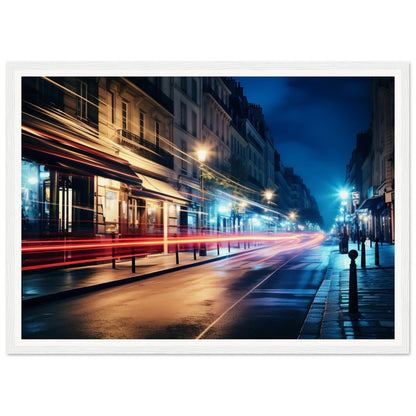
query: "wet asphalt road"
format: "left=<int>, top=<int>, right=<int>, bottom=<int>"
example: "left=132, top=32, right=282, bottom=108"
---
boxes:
left=22, top=239, right=332, bottom=339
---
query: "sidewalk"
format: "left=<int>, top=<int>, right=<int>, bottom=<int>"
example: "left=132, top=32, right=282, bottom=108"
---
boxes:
left=22, top=243, right=264, bottom=305
left=300, top=240, right=395, bottom=339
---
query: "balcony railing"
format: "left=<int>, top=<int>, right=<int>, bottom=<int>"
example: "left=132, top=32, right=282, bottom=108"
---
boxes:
left=117, top=129, right=173, bottom=169
left=125, top=77, right=174, bottom=114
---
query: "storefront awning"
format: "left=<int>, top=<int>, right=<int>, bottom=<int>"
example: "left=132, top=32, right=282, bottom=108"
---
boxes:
left=134, top=173, right=189, bottom=204
left=22, top=129, right=142, bottom=188
left=358, top=195, right=385, bottom=211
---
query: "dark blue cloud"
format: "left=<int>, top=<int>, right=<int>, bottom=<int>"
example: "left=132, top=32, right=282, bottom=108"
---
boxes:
left=235, top=77, right=372, bottom=229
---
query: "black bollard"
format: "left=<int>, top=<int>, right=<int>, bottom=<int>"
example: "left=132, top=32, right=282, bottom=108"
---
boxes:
left=217, top=242, right=220, bottom=255
left=228, top=241, right=231, bottom=252
left=176, top=244, right=179, bottom=264
left=132, top=247, right=136, bottom=273
left=112, top=232, right=116, bottom=269
left=193, top=244, right=197, bottom=261
left=348, top=250, right=359, bottom=314
left=361, top=237, right=366, bottom=268
left=375, top=237, right=380, bottom=266
left=199, top=228, right=207, bottom=256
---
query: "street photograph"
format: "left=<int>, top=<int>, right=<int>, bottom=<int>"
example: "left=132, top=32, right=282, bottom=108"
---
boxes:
left=14, top=68, right=400, bottom=347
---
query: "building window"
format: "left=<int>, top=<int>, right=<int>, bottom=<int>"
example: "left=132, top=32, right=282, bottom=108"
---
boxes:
left=155, top=77, right=162, bottom=91
left=155, top=121, right=160, bottom=149
left=58, top=176, right=73, bottom=233
left=192, top=161, right=197, bottom=179
left=191, top=111, right=197, bottom=137
left=77, top=81, right=88, bottom=120
left=181, top=140, right=187, bottom=174
left=181, top=78, right=187, bottom=93
left=121, top=100, right=128, bottom=137
left=109, top=91, right=115, bottom=124
left=191, top=78, right=197, bottom=102
left=103, top=190, right=119, bottom=225
left=122, top=101, right=127, bottom=129
left=180, top=102, right=187, bottom=130
left=139, top=111, right=145, bottom=143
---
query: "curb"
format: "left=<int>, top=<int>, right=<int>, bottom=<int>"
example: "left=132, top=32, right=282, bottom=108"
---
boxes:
left=298, top=249, right=336, bottom=339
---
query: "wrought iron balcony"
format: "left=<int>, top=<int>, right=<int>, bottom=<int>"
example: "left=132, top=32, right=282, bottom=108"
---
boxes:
left=117, top=129, right=173, bottom=169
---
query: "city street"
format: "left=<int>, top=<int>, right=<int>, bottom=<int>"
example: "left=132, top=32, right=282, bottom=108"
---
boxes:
left=22, top=234, right=331, bottom=339
left=16, top=73, right=399, bottom=346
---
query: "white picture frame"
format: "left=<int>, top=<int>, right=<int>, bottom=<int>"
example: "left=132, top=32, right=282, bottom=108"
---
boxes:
left=6, top=61, right=410, bottom=354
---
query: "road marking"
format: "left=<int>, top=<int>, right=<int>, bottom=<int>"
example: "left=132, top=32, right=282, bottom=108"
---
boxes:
left=195, top=252, right=301, bottom=339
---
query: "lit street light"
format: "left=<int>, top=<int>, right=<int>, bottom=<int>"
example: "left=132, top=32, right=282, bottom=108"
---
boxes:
left=339, top=190, right=349, bottom=200
left=288, top=211, right=297, bottom=231
left=264, top=190, right=273, bottom=233
left=197, top=149, right=207, bottom=256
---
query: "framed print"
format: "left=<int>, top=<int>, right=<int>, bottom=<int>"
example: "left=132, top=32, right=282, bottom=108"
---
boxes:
left=6, top=61, right=410, bottom=354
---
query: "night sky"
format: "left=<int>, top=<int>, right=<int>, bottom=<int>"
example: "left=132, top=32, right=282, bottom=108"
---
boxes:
left=235, top=77, right=373, bottom=230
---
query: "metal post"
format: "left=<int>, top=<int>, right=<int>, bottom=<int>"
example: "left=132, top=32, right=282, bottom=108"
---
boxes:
left=228, top=241, right=231, bottom=252
left=193, top=243, right=197, bottom=261
left=199, top=165, right=207, bottom=256
left=112, top=232, right=116, bottom=269
left=217, top=242, right=220, bottom=256
left=176, top=244, right=179, bottom=264
left=132, top=247, right=136, bottom=273
left=361, top=237, right=366, bottom=268
left=348, top=250, right=359, bottom=314
left=375, top=237, right=380, bottom=266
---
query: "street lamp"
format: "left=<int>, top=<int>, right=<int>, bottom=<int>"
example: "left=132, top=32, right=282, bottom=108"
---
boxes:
left=339, top=190, right=350, bottom=235
left=264, top=190, right=273, bottom=203
left=197, top=149, right=207, bottom=256
left=288, top=211, right=296, bottom=231
left=264, top=189, right=273, bottom=233
left=264, top=190, right=273, bottom=233
left=197, top=150, right=207, bottom=164
left=339, top=190, right=349, bottom=200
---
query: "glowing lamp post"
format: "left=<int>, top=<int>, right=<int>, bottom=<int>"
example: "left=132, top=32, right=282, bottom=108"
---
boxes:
left=339, top=190, right=349, bottom=200
left=339, top=190, right=349, bottom=234
left=197, top=150, right=207, bottom=164
left=197, top=149, right=207, bottom=256
left=265, top=190, right=273, bottom=233
left=289, top=211, right=296, bottom=231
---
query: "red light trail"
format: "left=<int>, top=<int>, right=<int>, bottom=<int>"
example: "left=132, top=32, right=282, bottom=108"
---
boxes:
left=21, top=232, right=326, bottom=272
